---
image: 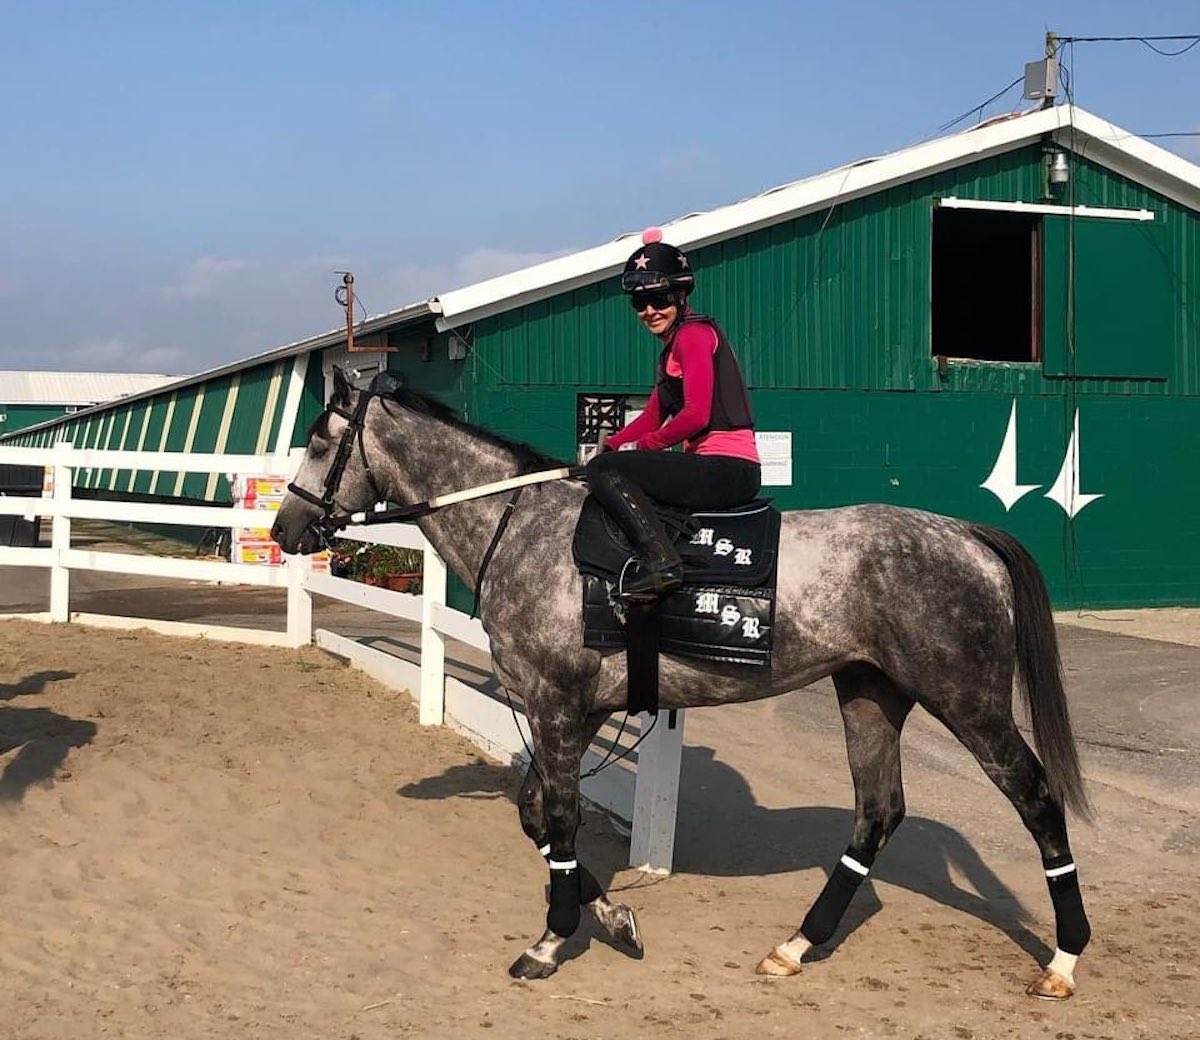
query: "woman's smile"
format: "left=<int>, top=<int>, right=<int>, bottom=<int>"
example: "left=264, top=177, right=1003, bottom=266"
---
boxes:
left=640, top=305, right=676, bottom=334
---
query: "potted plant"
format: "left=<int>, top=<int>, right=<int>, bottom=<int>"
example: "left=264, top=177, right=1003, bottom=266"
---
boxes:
left=333, top=540, right=424, bottom=593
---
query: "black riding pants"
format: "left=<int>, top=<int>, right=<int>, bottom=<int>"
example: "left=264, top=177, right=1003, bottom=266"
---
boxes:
left=586, top=449, right=761, bottom=510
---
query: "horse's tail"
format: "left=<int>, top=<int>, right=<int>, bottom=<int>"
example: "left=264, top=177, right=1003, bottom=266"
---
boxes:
left=969, top=524, right=1092, bottom=821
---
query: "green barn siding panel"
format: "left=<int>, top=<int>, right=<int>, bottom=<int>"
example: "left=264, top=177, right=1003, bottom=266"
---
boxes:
left=180, top=376, right=234, bottom=498
left=153, top=385, right=201, bottom=495
left=0, top=404, right=74, bottom=436
left=382, top=337, right=471, bottom=419
left=289, top=354, right=327, bottom=449
left=132, top=400, right=169, bottom=494
left=225, top=362, right=279, bottom=454
left=114, top=401, right=152, bottom=491
left=471, top=386, right=577, bottom=464
left=1047, top=157, right=1197, bottom=391
left=77, top=415, right=109, bottom=490
left=467, top=382, right=1198, bottom=607
left=92, top=406, right=127, bottom=489
left=265, top=381, right=287, bottom=454
left=474, top=144, right=1197, bottom=402
left=1043, top=217, right=1173, bottom=379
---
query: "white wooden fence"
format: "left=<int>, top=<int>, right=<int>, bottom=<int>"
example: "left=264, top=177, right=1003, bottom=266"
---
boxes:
left=0, top=443, right=684, bottom=871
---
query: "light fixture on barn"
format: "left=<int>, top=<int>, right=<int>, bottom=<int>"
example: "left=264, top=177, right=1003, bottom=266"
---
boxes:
left=1040, top=142, right=1071, bottom=198
left=1048, top=150, right=1071, bottom=186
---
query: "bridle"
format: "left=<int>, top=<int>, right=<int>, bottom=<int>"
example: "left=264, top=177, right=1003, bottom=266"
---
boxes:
left=286, top=380, right=390, bottom=544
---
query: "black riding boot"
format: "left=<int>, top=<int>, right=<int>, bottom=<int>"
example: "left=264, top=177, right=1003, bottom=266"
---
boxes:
left=588, top=468, right=683, bottom=600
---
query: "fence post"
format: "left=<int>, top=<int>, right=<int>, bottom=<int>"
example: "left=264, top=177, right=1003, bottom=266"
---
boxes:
left=49, top=443, right=72, bottom=623
left=629, top=708, right=686, bottom=873
left=418, top=533, right=447, bottom=726
left=285, top=553, right=312, bottom=647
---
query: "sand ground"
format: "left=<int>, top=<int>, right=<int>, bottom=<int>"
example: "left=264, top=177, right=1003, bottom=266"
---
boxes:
left=2, top=599, right=1198, bottom=1040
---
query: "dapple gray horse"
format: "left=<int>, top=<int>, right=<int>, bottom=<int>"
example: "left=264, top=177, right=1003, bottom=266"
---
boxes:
left=271, top=372, right=1092, bottom=1000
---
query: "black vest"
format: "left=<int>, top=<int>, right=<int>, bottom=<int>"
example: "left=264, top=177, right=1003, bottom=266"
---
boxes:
left=655, top=313, right=754, bottom=435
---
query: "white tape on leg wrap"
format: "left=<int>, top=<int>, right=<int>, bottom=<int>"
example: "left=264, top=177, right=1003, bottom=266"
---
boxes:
left=1047, top=948, right=1078, bottom=983
left=1045, top=862, right=1076, bottom=878
left=549, top=858, right=578, bottom=871
left=839, top=854, right=870, bottom=877
left=539, top=845, right=551, bottom=857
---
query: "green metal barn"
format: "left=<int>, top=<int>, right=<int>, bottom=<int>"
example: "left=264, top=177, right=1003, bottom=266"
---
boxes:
left=5, top=104, right=1198, bottom=607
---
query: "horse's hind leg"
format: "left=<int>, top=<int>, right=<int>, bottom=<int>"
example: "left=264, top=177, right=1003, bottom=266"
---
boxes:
left=758, top=663, right=912, bottom=976
left=926, top=700, right=1090, bottom=1000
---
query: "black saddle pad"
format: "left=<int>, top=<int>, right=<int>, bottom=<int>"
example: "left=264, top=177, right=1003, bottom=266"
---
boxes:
left=573, top=497, right=781, bottom=666
left=573, top=497, right=779, bottom=586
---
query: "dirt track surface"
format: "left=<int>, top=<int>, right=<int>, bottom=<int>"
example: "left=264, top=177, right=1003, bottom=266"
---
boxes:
left=2, top=618, right=1199, bottom=1040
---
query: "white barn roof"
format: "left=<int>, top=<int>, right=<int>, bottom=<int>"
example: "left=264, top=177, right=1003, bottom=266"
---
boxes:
left=0, top=371, right=178, bottom=406
left=435, top=105, right=1200, bottom=330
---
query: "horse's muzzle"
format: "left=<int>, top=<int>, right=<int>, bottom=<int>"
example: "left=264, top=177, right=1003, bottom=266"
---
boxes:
left=270, top=517, right=326, bottom=556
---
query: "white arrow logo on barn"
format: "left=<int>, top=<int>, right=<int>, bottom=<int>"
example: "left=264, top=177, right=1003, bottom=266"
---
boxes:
left=980, top=400, right=1042, bottom=511
left=981, top=400, right=1105, bottom=518
left=1043, top=408, right=1105, bottom=518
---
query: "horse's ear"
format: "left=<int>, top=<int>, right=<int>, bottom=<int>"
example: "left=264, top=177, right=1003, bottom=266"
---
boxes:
left=331, top=366, right=352, bottom=405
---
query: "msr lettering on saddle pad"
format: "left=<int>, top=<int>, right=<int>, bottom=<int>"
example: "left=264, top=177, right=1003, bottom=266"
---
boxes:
left=572, top=498, right=781, bottom=668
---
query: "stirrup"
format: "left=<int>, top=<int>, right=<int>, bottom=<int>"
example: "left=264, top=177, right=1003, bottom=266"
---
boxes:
left=617, top=558, right=683, bottom=602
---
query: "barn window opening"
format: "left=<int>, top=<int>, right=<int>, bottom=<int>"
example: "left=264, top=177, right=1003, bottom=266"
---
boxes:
left=931, top=208, right=1040, bottom=363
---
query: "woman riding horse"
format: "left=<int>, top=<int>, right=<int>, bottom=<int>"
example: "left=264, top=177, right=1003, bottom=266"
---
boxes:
left=586, top=228, right=761, bottom=600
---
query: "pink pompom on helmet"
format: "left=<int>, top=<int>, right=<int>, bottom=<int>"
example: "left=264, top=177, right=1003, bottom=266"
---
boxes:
left=621, top=227, right=694, bottom=296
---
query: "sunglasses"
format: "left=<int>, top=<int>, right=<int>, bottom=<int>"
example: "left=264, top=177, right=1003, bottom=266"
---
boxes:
left=630, top=292, right=676, bottom=313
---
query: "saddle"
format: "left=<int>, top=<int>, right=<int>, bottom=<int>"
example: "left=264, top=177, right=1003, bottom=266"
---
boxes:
left=572, top=497, right=781, bottom=714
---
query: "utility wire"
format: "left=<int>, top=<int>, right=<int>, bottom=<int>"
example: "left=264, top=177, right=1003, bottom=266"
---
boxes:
left=923, top=74, right=1027, bottom=140
left=1058, top=33, right=1200, bottom=58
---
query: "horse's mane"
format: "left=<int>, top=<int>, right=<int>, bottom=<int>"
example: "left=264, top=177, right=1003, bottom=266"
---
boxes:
left=301, top=384, right=565, bottom=475
left=387, top=388, right=567, bottom=473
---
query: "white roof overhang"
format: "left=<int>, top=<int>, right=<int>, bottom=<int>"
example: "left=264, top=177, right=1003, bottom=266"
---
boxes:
left=435, top=105, right=1200, bottom=331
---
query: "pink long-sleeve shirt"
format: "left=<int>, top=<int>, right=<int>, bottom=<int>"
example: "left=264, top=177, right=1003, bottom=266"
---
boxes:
left=606, top=319, right=759, bottom=461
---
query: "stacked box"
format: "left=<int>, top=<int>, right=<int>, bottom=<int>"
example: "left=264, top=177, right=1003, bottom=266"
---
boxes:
left=231, top=475, right=329, bottom=571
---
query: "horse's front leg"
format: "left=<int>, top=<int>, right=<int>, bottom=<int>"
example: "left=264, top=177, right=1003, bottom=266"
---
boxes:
left=508, top=694, right=593, bottom=979
left=513, top=713, right=642, bottom=969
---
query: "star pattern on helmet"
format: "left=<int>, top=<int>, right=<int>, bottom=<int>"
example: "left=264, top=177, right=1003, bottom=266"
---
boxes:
left=678, top=254, right=689, bottom=268
left=633, top=254, right=649, bottom=270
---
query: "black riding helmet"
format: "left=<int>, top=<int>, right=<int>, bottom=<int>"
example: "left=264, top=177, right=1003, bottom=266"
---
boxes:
left=621, top=227, right=694, bottom=298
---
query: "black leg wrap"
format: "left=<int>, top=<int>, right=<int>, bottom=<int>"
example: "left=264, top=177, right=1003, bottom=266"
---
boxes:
left=1044, top=854, right=1091, bottom=955
left=543, top=848, right=603, bottom=906
left=800, top=849, right=872, bottom=946
left=548, top=868, right=582, bottom=937
left=579, top=866, right=603, bottom=905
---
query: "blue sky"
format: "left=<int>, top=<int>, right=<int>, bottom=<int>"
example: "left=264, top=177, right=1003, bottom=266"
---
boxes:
left=1, top=0, right=1197, bottom=374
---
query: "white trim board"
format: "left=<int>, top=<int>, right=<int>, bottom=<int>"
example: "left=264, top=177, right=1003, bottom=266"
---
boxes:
left=937, top=197, right=1154, bottom=220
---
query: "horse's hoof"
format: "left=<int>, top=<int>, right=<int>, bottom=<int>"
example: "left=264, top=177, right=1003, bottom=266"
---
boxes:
left=1025, top=968, right=1075, bottom=1000
left=508, top=951, right=559, bottom=980
left=612, top=905, right=643, bottom=954
left=755, top=948, right=804, bottom=977
left=607, top=904, right=644, bottom=954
